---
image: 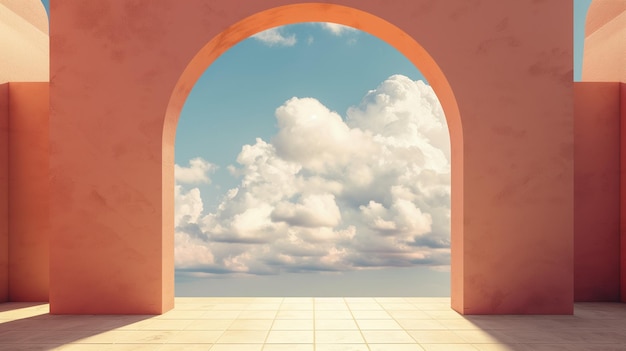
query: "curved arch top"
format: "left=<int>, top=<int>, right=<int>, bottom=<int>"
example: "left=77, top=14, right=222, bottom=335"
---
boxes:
left=164, top=4, right=462, bottom=145
left=163, top=2, right=465, bottom=312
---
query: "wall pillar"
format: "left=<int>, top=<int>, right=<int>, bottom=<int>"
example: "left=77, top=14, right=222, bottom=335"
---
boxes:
left=621, top=83, right=626, bottom=302
left=7, top=82, right=50, bottom=302
left=0, top=83, right=8, bottom=302
left=573, top=82, right=620, bottom=301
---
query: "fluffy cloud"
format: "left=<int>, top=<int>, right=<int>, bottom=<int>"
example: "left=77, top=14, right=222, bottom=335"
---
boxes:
left=252, top=27, right=297, bottom=47
left=175, top=74, right=451, bottom=277
left=321, top=23, right=357, bottom=36
left=175, top=157, right=216, bottom=184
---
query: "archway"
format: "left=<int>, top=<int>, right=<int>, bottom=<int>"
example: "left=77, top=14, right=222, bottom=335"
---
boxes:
left=165, top=3, right=464, bottom=312
left=49, top=0, right=574, bottom=314
left=172, top=22, right=454, bottom=298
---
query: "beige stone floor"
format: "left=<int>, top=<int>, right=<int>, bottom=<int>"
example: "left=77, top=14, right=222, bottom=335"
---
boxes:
left=1, top=297, right=626, bottom=350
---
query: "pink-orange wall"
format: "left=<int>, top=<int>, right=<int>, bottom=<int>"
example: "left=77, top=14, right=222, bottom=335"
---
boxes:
left=7, top=82, right=49, bottom=302
left=0, top=84, right=8, bottom=302
left=582, top=0, right=626, bottom=82
left=573, top=82, right=621, bottom=301
left=49, top=0, right=574, bottom=314
left=0, top=0, right=49, bottom=84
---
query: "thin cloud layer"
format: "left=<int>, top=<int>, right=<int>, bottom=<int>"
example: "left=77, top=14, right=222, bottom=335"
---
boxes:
left=175, top=75, right=451, bottom=276
left=252, top=23, right=358, bottom=48
left=320, top=23, right=357, bottom=36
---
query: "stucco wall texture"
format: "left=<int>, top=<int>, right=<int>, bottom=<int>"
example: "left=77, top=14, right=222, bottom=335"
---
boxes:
left=0, top=0, right=624, bottom=315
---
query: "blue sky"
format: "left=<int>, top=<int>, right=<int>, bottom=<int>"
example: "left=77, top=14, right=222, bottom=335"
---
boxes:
left=40, top=1, right=593, bottom=297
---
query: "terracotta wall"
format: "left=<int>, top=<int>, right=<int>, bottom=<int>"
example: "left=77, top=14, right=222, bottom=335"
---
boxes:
left=573, top=82, right=620, bottom=301
left=50, top=0, right=574, bottom=314
left=0, top=84, right=8, bottom=302
left=7, top=82, right=49, bottom=302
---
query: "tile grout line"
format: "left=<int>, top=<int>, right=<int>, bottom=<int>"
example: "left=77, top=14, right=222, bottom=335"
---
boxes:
left=391, top=297, right=422, bottom=346
left=260, top=297, right=282, bottom=350
left=345, top=296, right=372, bottom=351
left=312, top=297, right=316, bottom=351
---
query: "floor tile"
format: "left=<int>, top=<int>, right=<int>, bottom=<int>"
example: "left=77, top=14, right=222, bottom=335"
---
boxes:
left=107, top=345, right=163, bottom=351
left=139, top=319, right=194, bottom=330
left=228, top=319, right=273, bottom=331
left=271, top=319, right=313, bottom=330
left=265, top=330, right=313, bottom=343
left=315, top=304, right=349, bottom=311
left=158, top=345, right=215, bottom=351
left=278, top=304, right=313, bottom=311
left=346, top=304, right=383, bottom=311
left=315, top=319, right=359, bottom=330
left=217, top=331, right=268, bottom=343
left=368, top=344, right=425, bottom=351
left=260, top=344, right=313, bottom=351
left=2, top=298, right=626, bottom=350
left=424, top=310, right=465, bottom=319
left=158, top=310, right=206, bottom=319
left=186, top=319, right=234, bottom=331
left=116, top=330, right=178, bottom=344
left=209, top=344, right=263, bottom=351
left=355, top=319, right=403, bottom=330
left=245, top=304, right=280, bottom=311
left=168, top=330, right=223, bottom=343
left=201, top=311, right=242, bottom=319
left=315, top=330, right=364, bottom=343
left=314, top=311, right=353, bottom=319
left=314, top=344, right=369, bottom=351
left=388, top=310, right=432, bottom=319
left=453, top=330, right=505, bottom=343
left=344, top=298, right=376, bottom=303
left=396, top=319, right=446, bottom=330
left=276, top=310, right=313, bottom=319
left=237, top=311, right=277, bottom=319
left=408, top=330, right=466, bottom=343
left=350, top=310, right=393, bottom=319
left=54, top=345, right=113, bottom=351
left=420, top=344, right=479, bottom=351
left=471, top=344, right=526, bottom=351
left=361, top=330, right=416, bottom=343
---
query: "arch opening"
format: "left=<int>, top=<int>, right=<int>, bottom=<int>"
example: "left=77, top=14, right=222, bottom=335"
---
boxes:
left=164, top=3, right=464, bottom=310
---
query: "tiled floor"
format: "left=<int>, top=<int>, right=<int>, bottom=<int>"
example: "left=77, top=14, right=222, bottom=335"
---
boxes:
left=1, top=297, right=626, bottom=350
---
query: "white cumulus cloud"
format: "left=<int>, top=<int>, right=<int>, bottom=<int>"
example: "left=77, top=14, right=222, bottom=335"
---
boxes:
left=175, top=157, right=216, bottom=184
left=174, top=74, right=451, bottom=277
left=252, top=27, right=297, bottom=47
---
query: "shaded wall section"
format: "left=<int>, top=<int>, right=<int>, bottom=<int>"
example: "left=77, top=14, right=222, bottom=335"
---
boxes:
left=622, top=83, right=626, bottom=302
left=7, top=82, right=49, bottom=302
left=574, top=82, right=620, bottom=301
left=0, top=84, right=8, bottom=302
